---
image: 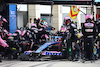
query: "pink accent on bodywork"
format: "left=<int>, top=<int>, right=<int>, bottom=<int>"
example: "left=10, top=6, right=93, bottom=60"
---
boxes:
left=0, top=36, right=9, bottom=48
left=24, top=50, right=35, bottom=53
left=41, top=52, right=45, bottom=55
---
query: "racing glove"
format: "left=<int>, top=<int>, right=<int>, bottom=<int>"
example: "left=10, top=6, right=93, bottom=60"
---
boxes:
left=98, top=33, right=100, bottom=37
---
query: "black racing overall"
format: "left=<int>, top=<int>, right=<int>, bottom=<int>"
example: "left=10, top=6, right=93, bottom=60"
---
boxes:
left=61, top=22, right=79, bottom=60
left=82, top=22, right=96, bottom=60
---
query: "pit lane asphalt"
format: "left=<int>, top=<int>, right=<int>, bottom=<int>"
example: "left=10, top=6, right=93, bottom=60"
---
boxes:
left=0, top=59, right=100, bottom=67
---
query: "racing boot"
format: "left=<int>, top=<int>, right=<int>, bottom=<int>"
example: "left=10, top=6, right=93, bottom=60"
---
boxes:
left=82, top=58, right=86, bottom=63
